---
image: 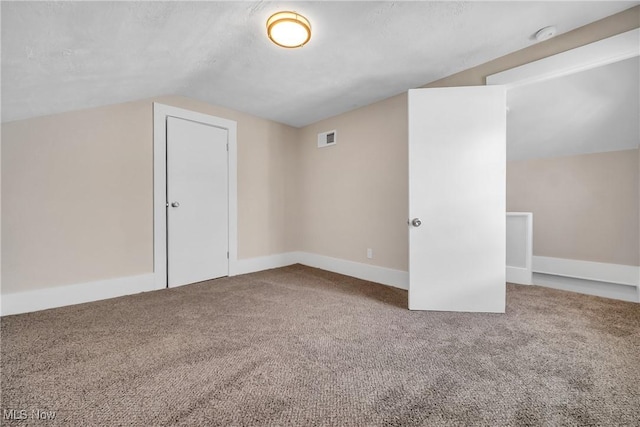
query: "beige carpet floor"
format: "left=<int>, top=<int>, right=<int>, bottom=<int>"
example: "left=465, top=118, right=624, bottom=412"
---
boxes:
left=1, top=264, right=639, bottom=426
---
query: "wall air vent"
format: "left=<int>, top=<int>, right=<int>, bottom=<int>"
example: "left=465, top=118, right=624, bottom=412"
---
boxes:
left=317, top=130, right=337, bottom=148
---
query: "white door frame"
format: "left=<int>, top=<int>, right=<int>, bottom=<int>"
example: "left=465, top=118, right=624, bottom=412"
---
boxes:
left=153, top=103, right=238, bottom=289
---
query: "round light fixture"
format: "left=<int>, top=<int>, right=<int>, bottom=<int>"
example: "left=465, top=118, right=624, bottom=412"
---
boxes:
left=267, top=11, right=311, bottom=48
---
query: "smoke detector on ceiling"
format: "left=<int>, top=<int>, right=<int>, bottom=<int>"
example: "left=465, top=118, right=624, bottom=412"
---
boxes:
left=535, top=26, right=557, bottom=42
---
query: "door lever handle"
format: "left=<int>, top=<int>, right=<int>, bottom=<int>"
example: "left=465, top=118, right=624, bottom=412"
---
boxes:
left=171, top=202, right=180, bottom=208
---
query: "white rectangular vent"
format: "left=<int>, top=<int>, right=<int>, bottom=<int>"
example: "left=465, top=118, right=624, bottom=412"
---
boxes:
left=317, top=130, right=337, bottom=148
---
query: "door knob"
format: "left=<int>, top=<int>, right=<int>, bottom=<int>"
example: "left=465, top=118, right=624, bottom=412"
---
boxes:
left=411, top=218, right=422, bottom=227
left=171, top=202, right=180, bottom=208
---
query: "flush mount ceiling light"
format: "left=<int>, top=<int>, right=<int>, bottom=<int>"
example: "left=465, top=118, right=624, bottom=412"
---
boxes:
left=267, top=11, right=311, bottom=48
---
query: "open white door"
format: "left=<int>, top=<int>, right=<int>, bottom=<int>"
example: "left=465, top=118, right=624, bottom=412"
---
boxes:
left=408, top=86, right=506, bottom=313
left=167, top=117, right=229, bottom=288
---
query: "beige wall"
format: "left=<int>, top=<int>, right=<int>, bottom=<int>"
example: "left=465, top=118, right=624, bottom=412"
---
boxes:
left=1, top=95, right=298, bottom=293
left=294, top=6, right=639, bottom=270
left=507, top=150, right=639, bottom=266
left=159, top=97, right=300, bottom=259
left=2, top=101, right=152, bottom=293
left=2, top=7, right=638, bottom=295
left=297, top=94, right=409, bottom=271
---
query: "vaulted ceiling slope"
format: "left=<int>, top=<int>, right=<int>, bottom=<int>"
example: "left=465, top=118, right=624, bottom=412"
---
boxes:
left=508, top=56, right=640, bottom=161
left=1, top=1, right=637, bottom=127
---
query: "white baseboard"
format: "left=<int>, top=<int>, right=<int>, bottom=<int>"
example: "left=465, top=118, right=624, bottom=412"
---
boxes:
left=234, top=252, right=298, bottom=275
left=1, top=273, right=157, bottom=316
left=5, top=254, right=636, bottom=316
left=295, top=252, right=409, bottom=290
left=533, top=273, right=639, bottom=303
left=234, top=251, right=408, bottom=290
left=1, top=252, right=408, bottom=316
left=506, top=266, right=532, bottom=285
left=531, top=256, right=639, bottom=303
left=532, top=256, right=639, bottom=287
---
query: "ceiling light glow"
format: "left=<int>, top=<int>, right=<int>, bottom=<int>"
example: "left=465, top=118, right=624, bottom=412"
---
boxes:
left=267, top=11, right=311, bottom=48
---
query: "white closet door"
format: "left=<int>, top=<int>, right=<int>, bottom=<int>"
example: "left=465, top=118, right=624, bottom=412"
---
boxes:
left=167, top=117, right=228, bottom=287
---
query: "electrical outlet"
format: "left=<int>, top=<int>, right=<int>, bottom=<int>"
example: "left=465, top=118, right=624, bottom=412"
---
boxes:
left=366, top=248, right=373, bottom=259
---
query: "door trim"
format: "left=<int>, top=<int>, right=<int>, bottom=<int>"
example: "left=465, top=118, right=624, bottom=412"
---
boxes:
left=153, top=103, right=238, bottom=289
left=486, top=28, right=639, bottom=89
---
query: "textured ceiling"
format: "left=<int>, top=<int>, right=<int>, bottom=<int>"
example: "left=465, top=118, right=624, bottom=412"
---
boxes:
left=507, top=56, right=640, bottom=161
left=1, top=1, right=638, bottom=126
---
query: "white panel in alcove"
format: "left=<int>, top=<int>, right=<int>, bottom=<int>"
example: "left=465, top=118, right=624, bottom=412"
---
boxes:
left=507, top=215, right=528, bottom=267
left=506, top=212, right=532, bottom=285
